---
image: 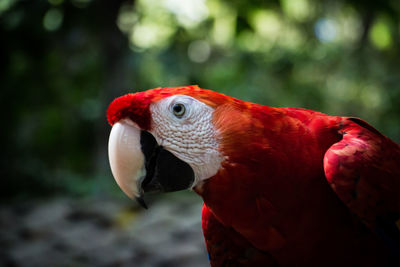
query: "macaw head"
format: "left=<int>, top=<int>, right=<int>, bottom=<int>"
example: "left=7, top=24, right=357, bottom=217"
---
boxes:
left=107, top=85, right=242, bottom=207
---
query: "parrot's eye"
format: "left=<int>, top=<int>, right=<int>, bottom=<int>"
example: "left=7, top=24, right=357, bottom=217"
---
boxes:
left=172, top=103, right=186, bottom=118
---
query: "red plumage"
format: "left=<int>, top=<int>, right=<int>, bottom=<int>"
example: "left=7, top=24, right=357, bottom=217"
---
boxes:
left=107, top=86, right=400, bottom=266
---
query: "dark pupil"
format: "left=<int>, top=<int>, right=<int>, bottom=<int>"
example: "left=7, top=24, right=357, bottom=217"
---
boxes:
left=174, top=104, right=183, bottom=113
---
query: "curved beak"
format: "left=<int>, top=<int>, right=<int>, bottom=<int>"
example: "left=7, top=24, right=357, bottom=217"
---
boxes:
left=108, top=119, right=195, bottom=209
left=108, top=120, right=146, bottom=202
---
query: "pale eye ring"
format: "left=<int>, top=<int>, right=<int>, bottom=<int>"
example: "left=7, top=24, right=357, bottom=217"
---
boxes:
left=172, top=103, right=186, bottom=117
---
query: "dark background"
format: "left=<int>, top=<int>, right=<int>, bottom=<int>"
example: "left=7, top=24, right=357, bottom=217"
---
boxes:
left=1, top=0, right=400, bottom=266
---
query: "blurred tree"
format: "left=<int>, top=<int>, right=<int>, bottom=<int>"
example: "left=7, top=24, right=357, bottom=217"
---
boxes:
left=1, top=0, right=399, bottom=200
left=0, top=0, right=132, bottom=200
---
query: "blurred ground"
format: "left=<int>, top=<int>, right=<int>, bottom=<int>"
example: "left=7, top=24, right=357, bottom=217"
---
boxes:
left=0, top=194, right=208, bottom=267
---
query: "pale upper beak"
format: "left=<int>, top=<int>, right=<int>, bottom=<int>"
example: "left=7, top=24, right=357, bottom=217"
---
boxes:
left=108, top=118, right=195, bottom=209
left=108, top=120, right=146, bottom=199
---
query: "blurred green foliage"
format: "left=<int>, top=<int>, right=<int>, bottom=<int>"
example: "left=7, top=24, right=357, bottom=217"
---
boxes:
left=1, top=0, right=400, bottom=200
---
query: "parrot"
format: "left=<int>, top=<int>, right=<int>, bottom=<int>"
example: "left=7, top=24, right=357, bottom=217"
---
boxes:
left=107, top=85, right=400, bottom=266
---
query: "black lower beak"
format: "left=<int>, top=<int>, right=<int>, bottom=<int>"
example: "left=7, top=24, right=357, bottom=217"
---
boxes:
left=137, top=131, right=195, bottom=208
left=135, top=196, right=148, bottom=209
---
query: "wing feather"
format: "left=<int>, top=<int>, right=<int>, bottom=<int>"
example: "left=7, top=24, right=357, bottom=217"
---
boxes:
left=324, top=118, right=400, bottom=252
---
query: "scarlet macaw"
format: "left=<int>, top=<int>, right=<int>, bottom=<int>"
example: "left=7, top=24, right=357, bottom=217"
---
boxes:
left=107, top=86, right=400, bottom=266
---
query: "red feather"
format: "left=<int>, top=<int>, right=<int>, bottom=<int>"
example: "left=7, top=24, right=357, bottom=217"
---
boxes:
left=108, top=86, right=400, bottom=266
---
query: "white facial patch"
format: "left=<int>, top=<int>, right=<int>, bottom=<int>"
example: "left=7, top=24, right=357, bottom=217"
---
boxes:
left=149, top=95, right=223, bottom=186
